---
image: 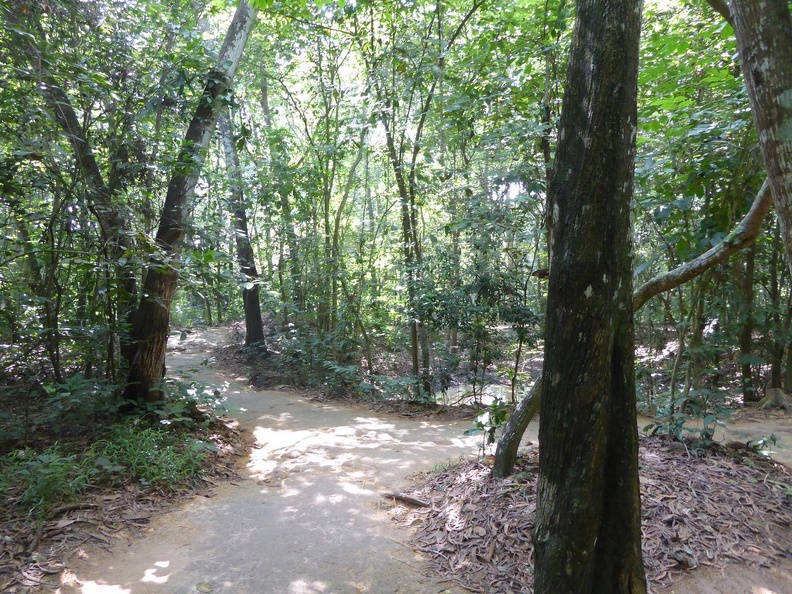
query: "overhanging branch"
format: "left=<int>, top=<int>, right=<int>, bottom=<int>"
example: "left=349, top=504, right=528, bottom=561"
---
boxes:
left=633, top=179, right=773, bottom=310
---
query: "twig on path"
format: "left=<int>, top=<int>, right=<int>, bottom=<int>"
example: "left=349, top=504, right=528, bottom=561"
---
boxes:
left=381, top=492, right=431, bottom=507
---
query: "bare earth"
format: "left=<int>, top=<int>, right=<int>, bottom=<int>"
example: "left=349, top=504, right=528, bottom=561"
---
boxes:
left=55, top=328, right=792, bottom=594
left=56, top=329, right=482, bottom=594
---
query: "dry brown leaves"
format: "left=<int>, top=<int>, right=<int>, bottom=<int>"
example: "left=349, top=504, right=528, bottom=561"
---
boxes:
left=389, top=437, right=792, bottom=594
left=0, top=489, right=163, bottom=592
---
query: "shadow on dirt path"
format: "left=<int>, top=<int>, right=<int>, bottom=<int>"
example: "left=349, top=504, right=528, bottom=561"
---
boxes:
left=54, top=327, right=792, bottom=594
left=56, top=329, right=494, bottom=594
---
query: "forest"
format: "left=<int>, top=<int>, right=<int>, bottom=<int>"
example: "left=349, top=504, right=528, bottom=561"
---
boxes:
left=1, top=0, right=792, bottom=592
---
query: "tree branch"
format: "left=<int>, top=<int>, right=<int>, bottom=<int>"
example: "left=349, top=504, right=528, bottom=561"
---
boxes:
left=633, top=179, right=773, bottom=310
left=702, top=0, right=732, bottom=24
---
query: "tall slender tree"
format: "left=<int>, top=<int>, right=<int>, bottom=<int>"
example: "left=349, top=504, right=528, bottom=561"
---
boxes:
left=219, top=109, right=266, bottom=346
left=533, top=0, right=646, bottom=591
left=125, top=0, right=258, bottom=404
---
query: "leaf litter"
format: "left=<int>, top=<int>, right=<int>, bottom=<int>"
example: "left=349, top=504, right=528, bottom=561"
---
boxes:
left=387, top=436, right=792, bottom=593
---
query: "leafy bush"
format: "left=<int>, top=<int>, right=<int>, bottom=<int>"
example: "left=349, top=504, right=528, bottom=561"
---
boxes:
left=0, top=445, right=90, bottom=517
left=156, top=378, right=226, bottom=427
left=0, top=424, right=213, bottom=517
left=465, top=397, right=510, bottom=453
left=42, top=374, right=119, bottom=431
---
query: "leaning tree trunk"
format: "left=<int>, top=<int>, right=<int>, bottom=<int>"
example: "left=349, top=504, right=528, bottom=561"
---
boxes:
left=218, top=109, right=265, bottom=347
left=124, top=1, right=257, bottom=404
left=532, top=0, right=646, bottom=592
left=731, top=1, right=792, bottom=274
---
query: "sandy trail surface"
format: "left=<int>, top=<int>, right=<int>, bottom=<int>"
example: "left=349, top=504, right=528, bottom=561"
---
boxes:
left=57, top=330, right=491, bottom=594
left=55, top=328, right=792, bottom=594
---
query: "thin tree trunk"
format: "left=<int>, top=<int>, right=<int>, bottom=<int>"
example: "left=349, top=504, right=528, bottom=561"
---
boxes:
left=769, top=222, right=785, bottom=388
left=125, top=1, right=257, bottom=404
left=633, top=180, right=772, bottom=309
left=218, top=109, right=265, bottom=346
left=739, top=244, right=758, bottom=401
left=3, top=6, right=138, bottom=366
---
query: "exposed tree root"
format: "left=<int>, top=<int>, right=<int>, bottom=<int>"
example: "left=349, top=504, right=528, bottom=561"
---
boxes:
left=757, top=388, right=792, bottom=414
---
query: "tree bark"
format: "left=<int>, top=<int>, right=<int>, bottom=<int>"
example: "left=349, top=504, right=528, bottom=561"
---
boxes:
left=731, top=1, right=792, bottom=275
left=3, top=3, right=138, bottom=364
left=494, top=181, right=774, bottom=478
left=125, top=1, right=257, bottom=404
left=218, top=109, right=265, bottom=347
left=491, top=379, right=540, bottom=479
left=533, top=0, right=646, bottom=591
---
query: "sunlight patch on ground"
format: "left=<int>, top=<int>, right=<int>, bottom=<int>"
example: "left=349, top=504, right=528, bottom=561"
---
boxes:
left=314, top=492, right=345, bottom=505
left=288, top=579, right=328, bottom=593
left=337, top=481, right=375, bottom=496
left=72, top=582, right=131, bottom=594
left=141, top=560, right=170, bottom=584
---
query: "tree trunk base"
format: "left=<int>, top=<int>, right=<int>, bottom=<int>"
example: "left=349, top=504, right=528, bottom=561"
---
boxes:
left=492, top=378, right=541, bottom=479
left=756, top=388, right=792, bottom=414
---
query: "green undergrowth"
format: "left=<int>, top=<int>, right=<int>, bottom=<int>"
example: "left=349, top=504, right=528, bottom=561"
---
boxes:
left=0, top=377, right=225, bottom=520
left=0, top=423, right=212, bottom=519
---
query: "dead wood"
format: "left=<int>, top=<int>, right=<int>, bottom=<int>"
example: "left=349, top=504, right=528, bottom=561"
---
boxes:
left=381, top=492, right=431, bottom=507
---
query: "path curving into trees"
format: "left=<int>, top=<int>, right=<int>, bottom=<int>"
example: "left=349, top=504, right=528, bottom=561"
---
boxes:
left=53, top=327, right=792, bottom=594
left=60, top=328, right=490, bottom=594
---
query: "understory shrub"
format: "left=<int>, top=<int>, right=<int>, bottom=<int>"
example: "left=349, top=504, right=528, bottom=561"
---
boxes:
left=88, top=424, right=209, bottom=492
left=0, top=445, right=90, bottom=517
left=0, top=424, right=212, bottom=518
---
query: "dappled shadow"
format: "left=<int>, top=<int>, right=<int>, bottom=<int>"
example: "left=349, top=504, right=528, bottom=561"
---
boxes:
left=57, top=340, right=477, bottom=594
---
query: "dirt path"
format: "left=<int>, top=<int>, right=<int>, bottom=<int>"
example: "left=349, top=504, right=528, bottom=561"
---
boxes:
left=55, top=328, right=792, bottom=594
left=57, top=330, right=495, bottom=594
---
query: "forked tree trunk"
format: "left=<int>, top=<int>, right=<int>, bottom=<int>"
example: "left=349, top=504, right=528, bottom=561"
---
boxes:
left=533, top=0, right=646, bottom=591
left=125, top=1, right=257, bottom=404
left=218, top=109, right=265, bottom=347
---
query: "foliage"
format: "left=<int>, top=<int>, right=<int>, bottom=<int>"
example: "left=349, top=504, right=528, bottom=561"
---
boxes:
left=0, top=422, right=211, bottom=518
left=642, top=385, right=729, bottom=444
left=0, top=445, right=91, bottom=517
left=88, top=424, right=209, bottom=492
left=0, top=0, right=789, bottom=480
left=464, top=397, right=510, bottom=453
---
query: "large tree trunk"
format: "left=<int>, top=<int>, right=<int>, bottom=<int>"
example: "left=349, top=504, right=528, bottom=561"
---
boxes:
left=124, top=1, right=257, bottom=404
left=533, top=0, right=646, bottom=592
left=494, top=2, right=783, bottom=479
left=731, top=1, right=792, bottom=274
left=218, top=109, right=265, bottom=347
